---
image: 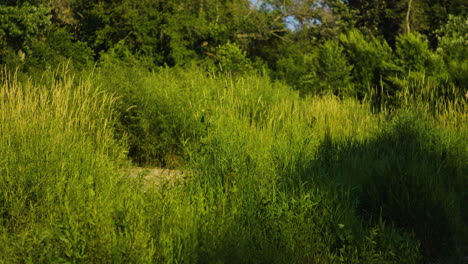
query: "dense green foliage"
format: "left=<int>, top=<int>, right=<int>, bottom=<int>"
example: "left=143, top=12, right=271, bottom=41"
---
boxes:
left=1, top=0, right=467, bottom=263
left=1, top=66, right=466, bottom=263
left=1, top=0, right=466, bottom=100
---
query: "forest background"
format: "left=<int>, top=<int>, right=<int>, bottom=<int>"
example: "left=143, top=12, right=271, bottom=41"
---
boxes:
left=1, top=0, right=467, bottom=97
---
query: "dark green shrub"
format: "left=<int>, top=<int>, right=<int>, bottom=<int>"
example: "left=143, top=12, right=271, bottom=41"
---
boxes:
left=436, top=15, right=468, bottom=62
left=25, top=26, right=94, bottom=71
left=395, top=32, right=444, bottom=75
left=339, top=29, right=395, bottom=97
left=271, top=41, right=313, bottom=91
left=303, top=40, right=354, bottom=97
left=339, top=29, right=401, bottom=109
left=216, top=42, right=253, bottom=75
left=0, top=3, right=93, bottom=72
left=392, top=33, right=453, bottom=108
left=0, top=3, right=51, bottom=67
left=436, top=15, right=468, bottom=91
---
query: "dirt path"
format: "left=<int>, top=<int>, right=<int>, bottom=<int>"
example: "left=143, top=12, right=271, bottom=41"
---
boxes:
left=124, top=167, right=188, bottom=189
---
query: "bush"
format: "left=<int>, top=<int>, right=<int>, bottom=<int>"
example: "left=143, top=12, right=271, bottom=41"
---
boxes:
left=272, top=41, right=312, bottom=91
left=392, top=32, right=468, bottom=110
left=216, top=42, right=253, bottom=75
left=0, top=3, right=51, bottom=67
left=339, top=29, right=396, bottom=99
left=436, top=15, right=468, bottom=90
left=303, top=40, right=354, bottom=97
left=25, top=26, right=94, bottom=71
left=395, top=32, right=444, bottom=75
left=436, top=15, right=468, bottom=62
left=0, top=3, right=93, bottom=72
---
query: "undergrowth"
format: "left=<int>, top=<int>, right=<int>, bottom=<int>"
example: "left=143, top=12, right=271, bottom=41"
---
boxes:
left=1, top=65, right=466, bottom=263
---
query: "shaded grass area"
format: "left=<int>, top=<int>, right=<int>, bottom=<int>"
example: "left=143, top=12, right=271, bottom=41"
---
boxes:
left=0, top=65, right=466, bottom=263
left=312, top=111, right=468, bottom=262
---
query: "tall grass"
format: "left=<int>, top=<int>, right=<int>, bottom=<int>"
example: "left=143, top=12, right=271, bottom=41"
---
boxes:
left=0, top=69, right=153, bottom=262
left=94, top=65, right=422, bottom=262
left=1, top=64, right=466, bottom=263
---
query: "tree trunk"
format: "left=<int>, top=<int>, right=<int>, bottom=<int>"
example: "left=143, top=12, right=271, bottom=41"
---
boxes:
left=406, top=0, right=413, bottom=33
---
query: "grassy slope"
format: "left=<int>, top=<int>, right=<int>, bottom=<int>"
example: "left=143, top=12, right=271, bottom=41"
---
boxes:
left=0, top=66, right=466, bottom=263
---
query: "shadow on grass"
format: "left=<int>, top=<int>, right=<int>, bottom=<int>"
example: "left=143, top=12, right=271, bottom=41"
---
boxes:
left=309, top=111, right=468, bottom=262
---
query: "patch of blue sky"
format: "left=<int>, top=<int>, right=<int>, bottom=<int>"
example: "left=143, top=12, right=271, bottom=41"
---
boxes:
left=249, top=0, right=299, bottom=30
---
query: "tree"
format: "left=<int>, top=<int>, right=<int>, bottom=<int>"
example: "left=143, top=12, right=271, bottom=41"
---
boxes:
left=0, top=3, right=51, bottom=65
left=345, top=0, right=406, bottom=46
left=339, top=29, right=400, bottom=106
left=345, top=0, right=467, bottom=47
left=71, top=0, right=264, bottom=66
left=311, top=39, right=354, bottom=97
left=0, top=1, right=93, bottom=70
left=436, top=15, right=468, bottom=90
left=395, top=32, right=443, bottom=75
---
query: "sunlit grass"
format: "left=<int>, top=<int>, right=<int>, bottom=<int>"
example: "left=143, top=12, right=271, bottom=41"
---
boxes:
left=0, top=68, right=153, bottom=262
left=0, top=65, right=466, bottom=263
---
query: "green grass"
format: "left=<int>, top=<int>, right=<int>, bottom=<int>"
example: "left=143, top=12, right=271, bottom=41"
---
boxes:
left=0, top=68, right=153, bottom=262
left=0, top=65, right=466, bottom=263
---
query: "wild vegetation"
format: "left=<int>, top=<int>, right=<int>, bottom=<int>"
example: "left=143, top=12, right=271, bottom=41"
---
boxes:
left=1, top=0, right=467, bottom=263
